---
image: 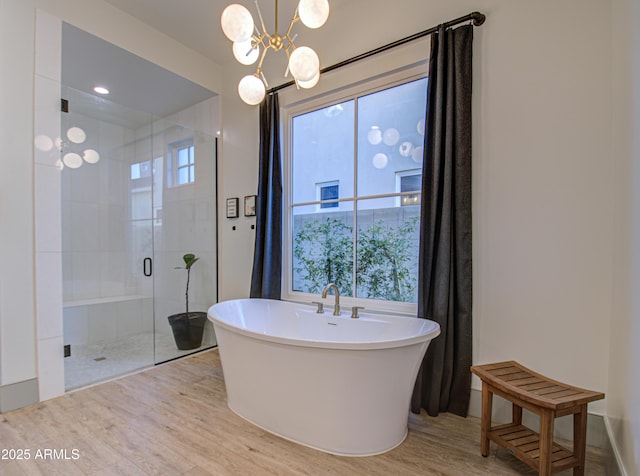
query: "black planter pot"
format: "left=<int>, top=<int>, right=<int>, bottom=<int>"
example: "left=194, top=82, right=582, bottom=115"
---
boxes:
left=168, top=311, right=207, bottom=350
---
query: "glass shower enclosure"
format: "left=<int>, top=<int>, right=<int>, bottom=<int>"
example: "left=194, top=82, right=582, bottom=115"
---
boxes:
left=61, top=86, right=218, bottom=390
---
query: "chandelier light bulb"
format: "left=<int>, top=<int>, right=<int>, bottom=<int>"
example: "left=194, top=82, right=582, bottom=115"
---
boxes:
left=62, top=152, right=83, bottom=169
left=34, top=134, right=54, bottom=152
left=67, top=127, right=86, bottom=144
left=399, top=141, right=413, bottom=157
left=233, top=39, right=260, bottom=65
left=412, top=146, right=424, bottom=163
left=221, top=4, right=254, bottom=43
left=297, top=71, right=320, bottom=89
left=83, top=149, right=100, bottom=164
left=221, top=0, right=327, bottom=104
left=238, top=75, right=266, bottom=105
left=367, top=126, right=382, bottom=145
left=383, top=127, right=400, bottom=146
left=288, top=46, right=319, bottom=82
left=372, top=153, right=388, bottom=169
left=298, top=0, right=330, bottom=29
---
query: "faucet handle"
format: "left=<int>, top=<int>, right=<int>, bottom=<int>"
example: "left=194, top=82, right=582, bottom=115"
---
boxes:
left=351, top=306, right=364, bottom=319
left=312, top=301, right=324, bottom=314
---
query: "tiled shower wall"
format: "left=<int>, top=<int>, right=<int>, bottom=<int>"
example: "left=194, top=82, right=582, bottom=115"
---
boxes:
left=61, top=110, right=135, bottom=302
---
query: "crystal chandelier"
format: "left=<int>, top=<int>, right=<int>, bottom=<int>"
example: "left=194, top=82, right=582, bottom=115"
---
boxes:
left=221, top=0, right=330, bottom=105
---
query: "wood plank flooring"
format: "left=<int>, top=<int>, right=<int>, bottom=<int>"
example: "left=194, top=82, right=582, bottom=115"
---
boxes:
left=0, top=350, right=608, bottom=475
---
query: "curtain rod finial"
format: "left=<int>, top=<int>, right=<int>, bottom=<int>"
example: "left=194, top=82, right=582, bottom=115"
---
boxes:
left=471, top=12, right=485, bottom=26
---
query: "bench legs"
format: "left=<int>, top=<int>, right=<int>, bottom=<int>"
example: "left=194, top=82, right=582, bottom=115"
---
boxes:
left=573, top=405, right=587, bottom=476
left=480, top=383, right=492, bottom=457
left=539, top=409, right=554, bottom=476
left=478, top=382, right=588, bottom=476
left=512, top=402, right=522, bottom=425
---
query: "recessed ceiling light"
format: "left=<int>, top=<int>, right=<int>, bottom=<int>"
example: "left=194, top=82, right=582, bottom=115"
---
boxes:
left=93, top=86, right=109, bottom=95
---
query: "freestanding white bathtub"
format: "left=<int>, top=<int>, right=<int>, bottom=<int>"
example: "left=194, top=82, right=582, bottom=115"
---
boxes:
left=207, top=298, right=440, bottom=456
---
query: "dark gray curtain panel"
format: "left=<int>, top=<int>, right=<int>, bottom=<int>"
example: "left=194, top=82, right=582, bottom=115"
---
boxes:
left=250, top=93, right=282, bottom=299
left=411, top=24, right=473, bottom=417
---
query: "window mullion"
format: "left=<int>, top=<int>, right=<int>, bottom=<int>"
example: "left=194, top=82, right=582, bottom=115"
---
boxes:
left=352, top=96, right=358, bottom=299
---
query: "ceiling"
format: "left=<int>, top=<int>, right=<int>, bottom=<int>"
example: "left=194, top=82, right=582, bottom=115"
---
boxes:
left=62, top=0, right=343, bottom=126
left=94, top=0, right=440, bottom=92
left=62, top=22, right=216, bottom=125
left=63, top=0, right=433, bottom=125
left=100, top=0, right=343, bottom=66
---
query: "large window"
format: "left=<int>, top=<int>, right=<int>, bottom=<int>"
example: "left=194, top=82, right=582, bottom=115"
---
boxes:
left=287, top=76, right=428, bottom=308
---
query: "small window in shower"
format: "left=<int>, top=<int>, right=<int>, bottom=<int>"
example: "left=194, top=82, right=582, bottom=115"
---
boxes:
left=168, top=138, right=195, bottom=187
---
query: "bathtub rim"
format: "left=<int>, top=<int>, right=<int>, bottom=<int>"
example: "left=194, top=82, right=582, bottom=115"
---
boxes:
left=208, top=298, right=440, bottom=351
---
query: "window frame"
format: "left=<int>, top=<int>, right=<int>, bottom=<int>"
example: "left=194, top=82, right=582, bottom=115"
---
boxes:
left=282, top=64, right=428, bottom=315
left=167, top=138, right=195, bottom=188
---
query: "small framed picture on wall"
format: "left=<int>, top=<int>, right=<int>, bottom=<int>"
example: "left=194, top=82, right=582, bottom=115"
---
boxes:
left=244, top=195, right=257, bottom=217
left=226, top=197, right=239, bottom=218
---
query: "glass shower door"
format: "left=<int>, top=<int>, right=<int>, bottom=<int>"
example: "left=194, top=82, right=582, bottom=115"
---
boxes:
left=61, top=87, right=218, bottom=389
left=150, top=119, right=218, bottom=363
left=61, top=86, right=156, bottom=390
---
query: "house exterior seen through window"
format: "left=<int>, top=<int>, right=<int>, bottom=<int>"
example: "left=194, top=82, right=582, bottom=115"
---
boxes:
left=317, top=181, right=339, bottom=209
left=397, top=170, right=422, bottom=207
left=288, top=77, right=428, bottom=305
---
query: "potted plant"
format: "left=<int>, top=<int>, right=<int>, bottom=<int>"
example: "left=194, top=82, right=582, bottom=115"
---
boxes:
left=168, top=253, right=207, bottom=350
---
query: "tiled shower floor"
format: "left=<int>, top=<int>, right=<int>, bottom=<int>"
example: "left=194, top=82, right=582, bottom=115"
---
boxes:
left=64, top=332, right=210, bottom=390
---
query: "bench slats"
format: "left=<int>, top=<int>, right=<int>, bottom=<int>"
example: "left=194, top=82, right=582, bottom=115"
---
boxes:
left=471, top=361, right=604, bottom=410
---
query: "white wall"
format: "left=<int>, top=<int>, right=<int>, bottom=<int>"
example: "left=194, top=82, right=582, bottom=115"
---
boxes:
left=609, top=0, right=640, bottom=473
left=218, top=59, right=261, bottom=300
left=472, top=0, right=612, bottom=412
left=0, top=0, right=39, bottom=387
left=223, top=0, right=613, bottom=407
left=220, top=0, right=636, bottom=465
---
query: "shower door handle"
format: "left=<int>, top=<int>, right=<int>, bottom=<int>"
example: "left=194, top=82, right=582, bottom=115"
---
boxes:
left=143, top=257, right=152, bottom=277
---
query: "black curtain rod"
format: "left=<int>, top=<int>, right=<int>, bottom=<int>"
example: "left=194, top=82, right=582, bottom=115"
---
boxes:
left=268, top=11, right=485, bottom=95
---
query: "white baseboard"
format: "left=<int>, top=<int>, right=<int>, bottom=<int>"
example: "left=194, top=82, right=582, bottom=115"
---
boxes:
left=603, top=414, right=628, bottom=476
left=0, top=378, right=39, bottom=413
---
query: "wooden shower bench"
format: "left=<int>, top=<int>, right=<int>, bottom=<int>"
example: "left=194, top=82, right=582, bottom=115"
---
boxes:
left=470, top=361, right=604, bottom=476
